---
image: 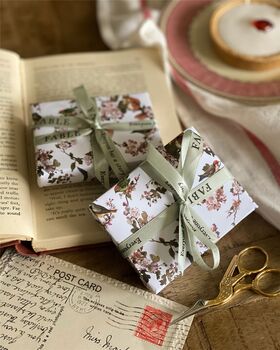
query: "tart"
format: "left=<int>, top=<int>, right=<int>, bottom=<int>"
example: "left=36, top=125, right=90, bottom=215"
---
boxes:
left=210, top=0, right=280, bottom=70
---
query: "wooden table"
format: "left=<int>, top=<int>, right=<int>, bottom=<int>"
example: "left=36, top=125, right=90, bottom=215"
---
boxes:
left=1, top=1, right=279, bottom=349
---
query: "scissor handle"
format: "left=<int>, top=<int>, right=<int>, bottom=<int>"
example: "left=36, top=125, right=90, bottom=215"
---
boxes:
left=206, top=246, right=269, bottom=308
left=252, top=268, right=280, bottom=297
left=237, top=246, right=268, bottom=274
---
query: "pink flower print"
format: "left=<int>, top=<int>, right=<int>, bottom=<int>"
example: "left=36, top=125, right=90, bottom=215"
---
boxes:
left=125, top=181, right=138, bottom=198
left=129, top=207, right=140, bottom=219
left=148, top=261, right=160, bottom=274
left=56, top=139, right=76, bottom=151
left=156, top=145, right=179, bottom=168
left=44, top=164, right=56, bottom=173
left=36, top=149, right=52, bottom=165
left=231, top=179, right=244, bottom=196
left=114, top=175, right=140, bottom=206
left=159, top=262, right=179, bottom=286
left=228, top=180, right=244, bottom=225
left=130, top=250, right=149, bottom=269
left=122, top=139, right=137, bottom=154
left=105, top=198, right=116, bottom=210
left=100, top=100, right=123, bottom=121
left=203, top=196, right=217, bottom=210
left=211, top=223, right=220, bottom=239
left=216, top=187, right=227, bottom=203
left=36, top=149, right=58, bottom=174
left=130, top=250, right=146, bottom=265
left=233, top=199, right=241, bottom=209
left=202, top=186, right=227, bottom=211
left=121, top=139, right=147, bottom=157
left=130, top=250, right=160, bottom=274
left=211, top=223, right=218, bottom=233
left=141, top=180, right=167, bottom=207
left=227, top=199, right=241, bottom=225
left=126, top=208, right=149, bottom=231
left=167, top=263, right=179, bottom=278
left=123, top=205, right=130, bottom=216
left=126, top=207, right=140, bottom=226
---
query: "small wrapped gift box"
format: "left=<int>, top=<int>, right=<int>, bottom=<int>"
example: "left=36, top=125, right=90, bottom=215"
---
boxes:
left=89, top=128, right=257, bottom=293
left=32, top=86, right=162, bottom=188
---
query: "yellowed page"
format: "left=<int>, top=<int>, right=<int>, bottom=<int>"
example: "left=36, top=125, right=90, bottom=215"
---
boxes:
left=22, top=48, right=181, bottom=251
left=0, top=50, right=33, bottom=242
left=0, top=249, right=192, bottom=349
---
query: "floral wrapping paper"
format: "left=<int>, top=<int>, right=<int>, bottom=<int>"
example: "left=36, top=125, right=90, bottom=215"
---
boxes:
left=32, top=93, right=162, bottom=187
left=90, top=129, right=257, bottom=294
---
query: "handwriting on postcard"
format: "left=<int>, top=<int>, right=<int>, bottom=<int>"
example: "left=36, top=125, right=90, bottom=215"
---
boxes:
left=0, top=251, right=70, bottom=348
left=0, top=250, right=190, bottom=350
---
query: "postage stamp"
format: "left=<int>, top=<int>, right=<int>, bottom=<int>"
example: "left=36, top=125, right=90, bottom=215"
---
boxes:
left=134, top=305, right=172, bottom=346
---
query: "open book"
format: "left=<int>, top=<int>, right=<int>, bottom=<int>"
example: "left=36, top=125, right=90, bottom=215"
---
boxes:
left=0, top=47, right=181, bottom=253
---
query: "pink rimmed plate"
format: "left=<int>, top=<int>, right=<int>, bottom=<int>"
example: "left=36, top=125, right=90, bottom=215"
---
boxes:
left=160, top=0, right=280, bottom=102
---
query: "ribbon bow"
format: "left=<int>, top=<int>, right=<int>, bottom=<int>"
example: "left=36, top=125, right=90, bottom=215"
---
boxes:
left=34, top=86, right=156, bottom=188
left=118, top=129, right=232, bottom=271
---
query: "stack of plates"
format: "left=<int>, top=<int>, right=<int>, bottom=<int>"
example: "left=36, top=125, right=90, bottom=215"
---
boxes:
left=160, top=0, right=280, bottom=104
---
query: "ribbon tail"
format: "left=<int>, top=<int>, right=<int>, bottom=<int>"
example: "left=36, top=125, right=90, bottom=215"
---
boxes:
left=177, top=206, right=188, bottom=274
left=95, top=129, right=129, bottom=180
left=182, top=209, right=220, bottom=270
left=187, top=229, right=220, bottom=271
left=90, top=133, right=110, bottom=189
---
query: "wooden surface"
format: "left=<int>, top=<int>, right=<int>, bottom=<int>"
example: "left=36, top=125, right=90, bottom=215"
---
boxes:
left=1, top=1, right=279, bottom=349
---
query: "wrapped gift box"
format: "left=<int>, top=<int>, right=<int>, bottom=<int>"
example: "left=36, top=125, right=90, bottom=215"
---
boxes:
left=89, top=128, right=257, bottom=293
left=32, top=92, right=162, bottom=187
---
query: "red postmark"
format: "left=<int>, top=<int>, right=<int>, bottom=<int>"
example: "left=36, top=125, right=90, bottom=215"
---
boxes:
left=134, top=305, right=172, bottom=346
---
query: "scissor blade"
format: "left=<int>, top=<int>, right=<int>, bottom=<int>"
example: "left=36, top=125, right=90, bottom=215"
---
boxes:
left=170, top=299, right=207, bottom=326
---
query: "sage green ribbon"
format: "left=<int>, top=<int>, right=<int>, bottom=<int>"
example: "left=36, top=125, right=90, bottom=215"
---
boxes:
left=34, top=85, right=156, bottom=188
left=118, top=129, right=233, bottom=271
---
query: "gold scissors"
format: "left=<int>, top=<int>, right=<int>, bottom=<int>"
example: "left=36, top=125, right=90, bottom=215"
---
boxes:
left=170, top=246, right=280, bottom=325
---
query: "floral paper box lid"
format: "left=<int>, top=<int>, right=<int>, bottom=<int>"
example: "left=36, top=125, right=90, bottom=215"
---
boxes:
left=89, top=129, right=257, bottom=294
left=32, top=92, right=162, bottom=187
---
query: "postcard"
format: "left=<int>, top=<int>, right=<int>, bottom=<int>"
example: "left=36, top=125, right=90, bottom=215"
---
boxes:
left=0, top=249, right=192, bottom=349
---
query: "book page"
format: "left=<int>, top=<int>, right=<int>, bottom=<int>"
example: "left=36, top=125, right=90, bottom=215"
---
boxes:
left=0, top=50, right=34, bottom=243
left=21, top=48, right=181, bottom=251
left=0, top=249, right=192, bottom=349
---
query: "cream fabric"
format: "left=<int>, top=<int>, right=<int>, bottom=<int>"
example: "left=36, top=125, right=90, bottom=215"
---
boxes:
left=97, top=0, right=280, bottom=229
